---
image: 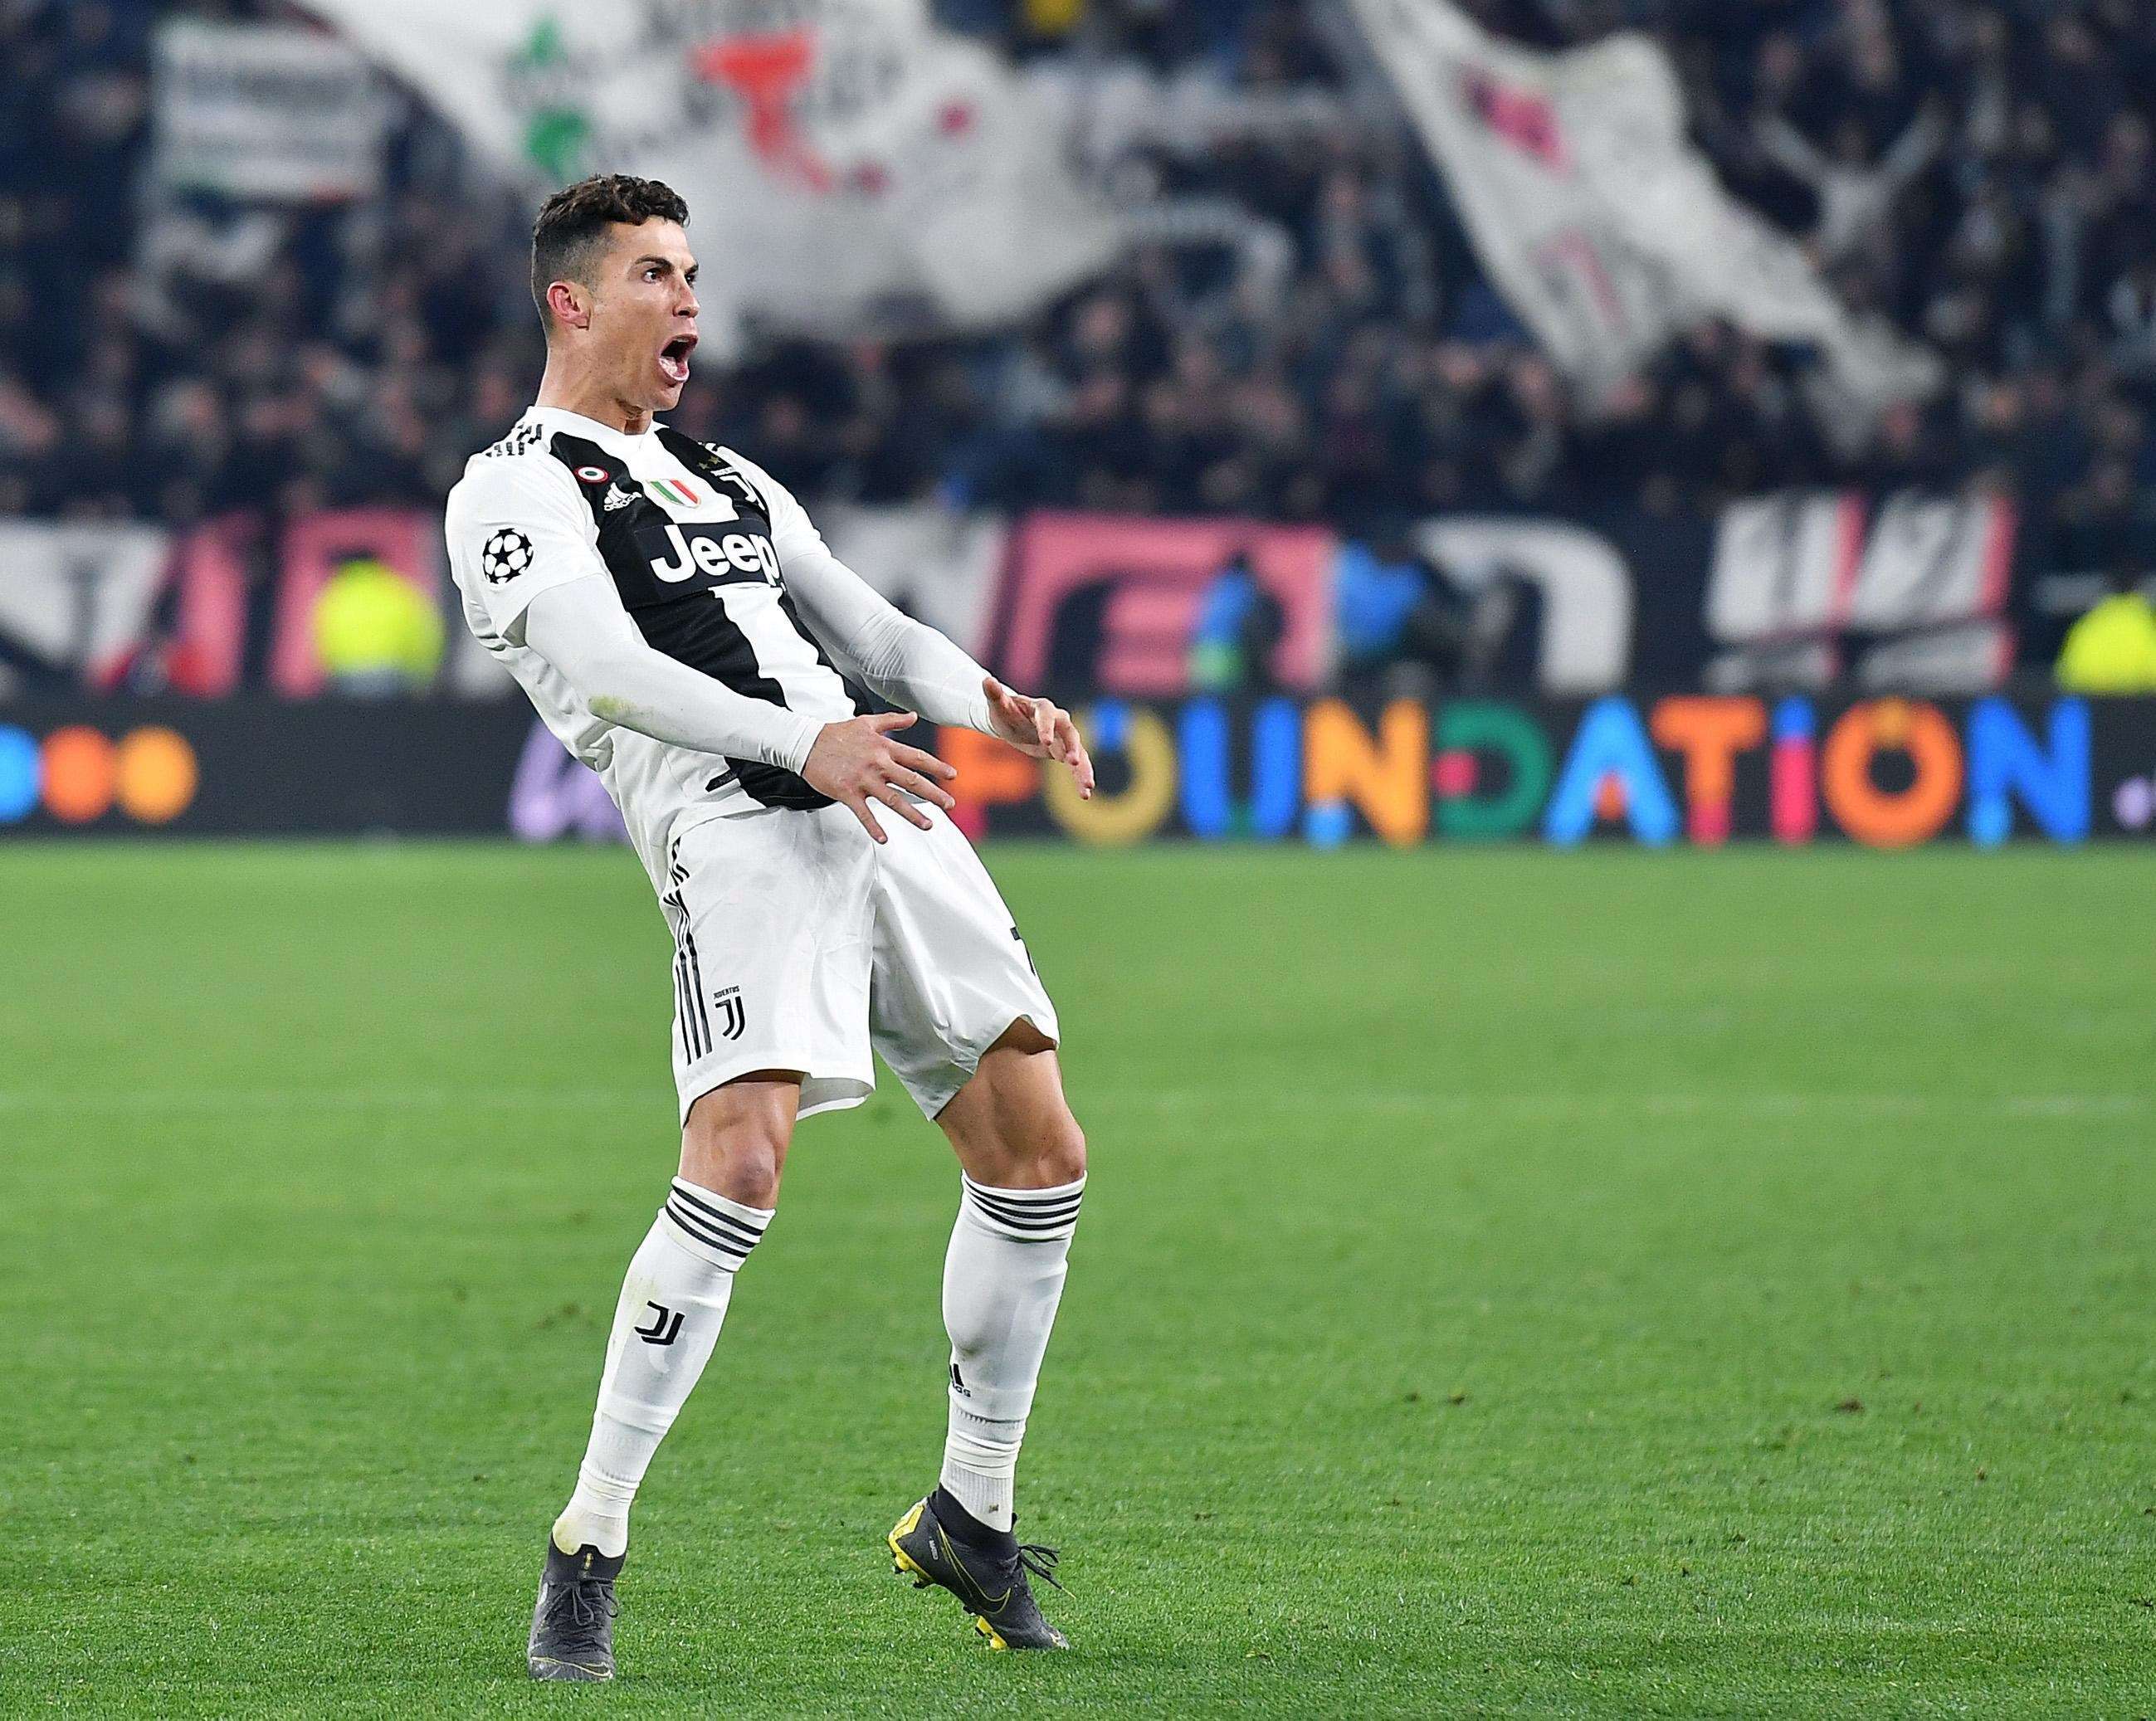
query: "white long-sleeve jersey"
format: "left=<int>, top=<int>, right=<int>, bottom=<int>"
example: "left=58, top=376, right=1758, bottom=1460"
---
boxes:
left=446, top=405, right=995, bottom=867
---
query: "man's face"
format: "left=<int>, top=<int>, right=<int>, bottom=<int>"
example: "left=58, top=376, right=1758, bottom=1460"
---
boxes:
left=574, top=218, right=701, bottom=413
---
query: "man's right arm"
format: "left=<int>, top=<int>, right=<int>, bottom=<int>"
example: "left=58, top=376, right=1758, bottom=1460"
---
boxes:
left=450, top=458, right=819, bottom=771
left=522, top=578, right=822, bottom=772
left=450, top=460, right=955, bottom=836
left=524, top=582, right=958, bottom=838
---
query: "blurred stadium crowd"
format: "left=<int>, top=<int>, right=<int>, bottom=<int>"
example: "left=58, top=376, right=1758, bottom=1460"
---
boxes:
left=3, top=0, right=2154, bottom=578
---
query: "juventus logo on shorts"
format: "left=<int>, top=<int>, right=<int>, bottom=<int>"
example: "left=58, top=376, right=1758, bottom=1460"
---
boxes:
left=713, top=985, right=746, bottom=1042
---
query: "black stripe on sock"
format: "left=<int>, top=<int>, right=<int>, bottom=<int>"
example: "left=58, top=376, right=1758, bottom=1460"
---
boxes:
left=968, top=1211, right=1080, bottom=1234
left=965, top=1184, right=1083, bottom=1231
left=663, top=1201, right=756, bottom=1264
left=974, top=1190, right=1086, bottom=1216
left=666, top=1212, right=763, bottom=1264
left=970, top=1207, right=1086, bottom=1233
left=666, top=1207, right=763, bottom=1260
left=670, top=1182, right=768, bottom=1248
left=965, top=1181, right=1084, bottom=1215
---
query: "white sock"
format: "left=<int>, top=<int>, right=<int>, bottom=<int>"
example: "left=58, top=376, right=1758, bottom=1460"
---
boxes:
left=552, top=1179, right=773, bottom=1558
left=939, top=1173, right=1084, bottom=1533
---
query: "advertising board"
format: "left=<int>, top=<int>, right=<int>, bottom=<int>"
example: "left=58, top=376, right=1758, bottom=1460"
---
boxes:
left=1, top=695, right=2148, bottom=848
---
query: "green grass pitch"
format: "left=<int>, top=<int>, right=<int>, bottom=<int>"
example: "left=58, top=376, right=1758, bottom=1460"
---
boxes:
left=2, top=841, right=2152, bottom=1715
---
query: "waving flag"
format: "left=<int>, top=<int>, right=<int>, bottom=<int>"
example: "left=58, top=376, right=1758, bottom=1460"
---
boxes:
left=299, top=0, right=1120, bottom=355
left=1349, top=0, right=1940, bottom=431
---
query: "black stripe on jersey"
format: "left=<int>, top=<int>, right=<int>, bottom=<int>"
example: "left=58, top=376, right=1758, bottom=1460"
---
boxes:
left=548, top=431, right=832, bottom=812
left=660, top=430, right=842, bottom=684
left=680, top=927, right=712, bottom=1056
left=660, top=431, right=848, bottom=807
left=662, top=886, right=710, bottom=1060
left=670, top=944, right=685, bottom=1060
left=674, top=948, right=699, bottom=1060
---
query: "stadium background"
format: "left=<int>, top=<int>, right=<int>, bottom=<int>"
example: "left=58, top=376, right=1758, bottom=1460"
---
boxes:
left=2, top=0, right=2154, bottom=848
left=2, top=1, right=2154, bottom=1713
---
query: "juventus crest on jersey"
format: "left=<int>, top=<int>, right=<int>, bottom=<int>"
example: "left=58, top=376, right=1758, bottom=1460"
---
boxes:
left=446, top=407, right=864, bottom=853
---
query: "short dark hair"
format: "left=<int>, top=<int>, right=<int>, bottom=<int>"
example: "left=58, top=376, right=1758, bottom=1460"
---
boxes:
left=529, top=173, right=690, bottom=329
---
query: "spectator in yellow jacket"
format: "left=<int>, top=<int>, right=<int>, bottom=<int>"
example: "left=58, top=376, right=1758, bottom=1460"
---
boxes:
left=315, top=557, right=445, bottom=696
left=2056, top=571, right=2156, bottom=695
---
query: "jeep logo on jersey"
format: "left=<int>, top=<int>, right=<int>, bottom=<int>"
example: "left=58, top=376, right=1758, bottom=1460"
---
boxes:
left=639, top=521, right=781, bottom=587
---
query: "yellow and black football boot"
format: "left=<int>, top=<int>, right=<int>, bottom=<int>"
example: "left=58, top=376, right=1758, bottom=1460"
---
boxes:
left=888, top=1487, right=1069, bottom=1650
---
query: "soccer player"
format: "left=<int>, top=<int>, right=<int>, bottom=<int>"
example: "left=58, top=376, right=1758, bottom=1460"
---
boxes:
left=445, top=175, right=1097, bottom=1680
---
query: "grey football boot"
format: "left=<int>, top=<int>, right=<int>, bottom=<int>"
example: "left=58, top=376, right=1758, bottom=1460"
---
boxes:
left=527, top=1538, right=623, bottom=1681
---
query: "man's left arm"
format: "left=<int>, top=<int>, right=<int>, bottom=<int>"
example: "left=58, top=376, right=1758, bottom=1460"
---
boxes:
left=746, top=459, right=1095, bottom=797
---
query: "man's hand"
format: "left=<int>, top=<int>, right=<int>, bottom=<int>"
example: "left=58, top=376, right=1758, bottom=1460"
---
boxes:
left=802, top=711, right=958, bottom=843
left=983, top=677, right=1095, bottom=799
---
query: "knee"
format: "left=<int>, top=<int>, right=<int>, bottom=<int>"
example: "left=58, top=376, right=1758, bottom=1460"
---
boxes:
left=696, top=1133, right=784, bottom=1209
left=680, top=1094, right=793, bottom=1210
left=1032, top=1113, right=1087, bottom=1187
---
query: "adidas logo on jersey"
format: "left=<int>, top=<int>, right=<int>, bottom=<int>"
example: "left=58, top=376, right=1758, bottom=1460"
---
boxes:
left=603, top=483, right=637, bottom=510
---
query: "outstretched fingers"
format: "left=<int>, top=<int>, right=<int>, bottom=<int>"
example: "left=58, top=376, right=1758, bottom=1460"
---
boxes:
left=1053, top=710, right=1095, bottom=797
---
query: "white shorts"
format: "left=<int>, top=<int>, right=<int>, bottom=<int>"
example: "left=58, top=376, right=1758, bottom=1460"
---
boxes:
left=657, top=801, right=1060, bottom=1124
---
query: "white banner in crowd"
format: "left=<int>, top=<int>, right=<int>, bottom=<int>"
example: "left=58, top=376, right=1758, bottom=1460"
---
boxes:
left=1705, top=489, right=2015, bottom=693
left=1349, top=0, right=1941, bottom=425
left=820, top=502, right=1006, bottom=659
left=300, top=0, right=1119, bottom=351
left=152, top=21, right=385, bottom=202
left=1412, top=516, right=1632, bottom=694
left=0, top=524, right=173, bottom=682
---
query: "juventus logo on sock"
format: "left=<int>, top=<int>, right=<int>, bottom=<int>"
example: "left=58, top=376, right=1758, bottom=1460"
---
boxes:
left=633, top=1302, right=685, bottom=1346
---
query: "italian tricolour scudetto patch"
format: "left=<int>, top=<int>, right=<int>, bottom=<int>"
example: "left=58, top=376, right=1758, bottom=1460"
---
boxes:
left=647, top=476, right=700, bottom=509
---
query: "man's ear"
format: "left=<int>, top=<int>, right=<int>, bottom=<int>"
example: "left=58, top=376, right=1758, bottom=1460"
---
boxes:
left=546, top=279, right=591, bottom=334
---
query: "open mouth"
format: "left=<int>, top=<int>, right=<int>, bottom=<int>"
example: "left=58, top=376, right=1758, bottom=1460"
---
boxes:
left=659, top=332, right=697, bottom=386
